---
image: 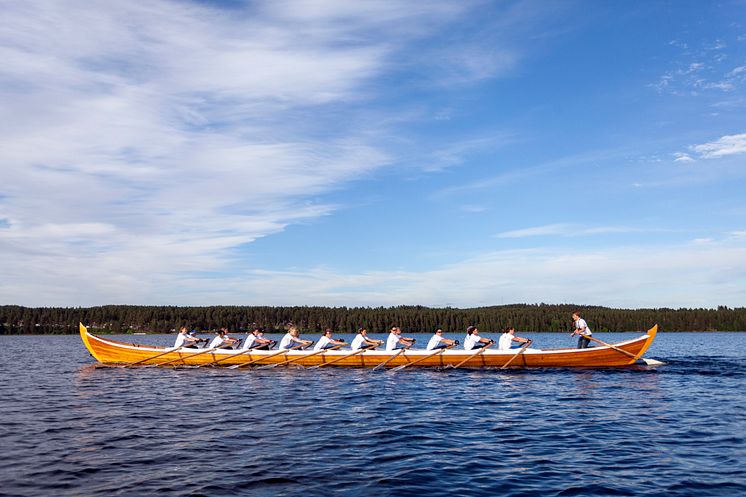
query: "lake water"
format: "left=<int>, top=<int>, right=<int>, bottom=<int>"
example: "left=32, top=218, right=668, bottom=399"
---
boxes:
left=0, top=331, right=745, bottom=496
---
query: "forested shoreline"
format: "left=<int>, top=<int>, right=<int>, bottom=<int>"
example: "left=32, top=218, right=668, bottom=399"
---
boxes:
left=1, top=304, right=745, bottom=334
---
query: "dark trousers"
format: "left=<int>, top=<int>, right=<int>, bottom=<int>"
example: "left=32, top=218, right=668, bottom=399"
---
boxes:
left=577, top=336, right=591, bottom=349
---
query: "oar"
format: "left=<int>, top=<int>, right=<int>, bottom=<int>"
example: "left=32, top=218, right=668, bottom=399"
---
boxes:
left=256, top=344, right=344, bottom=369
left=448, top=342, right=493, bottom=369
left=500, top=340, right=532, bottom=370
left=583, top=335, right=636, bottom=359
left=207, top=347, right=255, bottom=366
left=149, top=347, right=219, bottom=367
left=308, top=348, right=367, bottom=369
left=391, top=345, right=454, bottom=371
left=583, top=334, right=666, bottom=366
left=371, top=348, right=405, bottom=372
left=124, top=345, right=189, bottom=368
left=227, top=345, right=303, bottom=369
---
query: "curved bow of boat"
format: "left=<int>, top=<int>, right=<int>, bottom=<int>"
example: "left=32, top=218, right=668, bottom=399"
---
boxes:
left=79, top=322, right=105, bottom=363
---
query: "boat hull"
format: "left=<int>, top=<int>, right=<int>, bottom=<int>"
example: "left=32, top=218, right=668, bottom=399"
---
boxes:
left=79, top=324, right=658, bottom=369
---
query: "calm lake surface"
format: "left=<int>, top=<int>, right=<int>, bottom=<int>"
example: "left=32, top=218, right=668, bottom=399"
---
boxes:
left=1, top=331, right=745, bottom=497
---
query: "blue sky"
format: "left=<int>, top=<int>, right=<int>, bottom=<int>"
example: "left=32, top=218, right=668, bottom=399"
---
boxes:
left=1, top=0, right=745, bottom=308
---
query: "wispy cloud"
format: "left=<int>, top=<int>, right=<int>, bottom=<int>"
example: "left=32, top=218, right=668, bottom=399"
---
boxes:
left=495, top=224, right=651, bottom=239
left=652, top=36, right=743, bottom=96
left=496, top=224, right=570, bottom=238
left=156, top=242, right=746, bottom=309
left=690, top=133, right=746, bottom=158
left=0, top=0, right=551, bottom=306
left=674, top=152, right=695, bottom=162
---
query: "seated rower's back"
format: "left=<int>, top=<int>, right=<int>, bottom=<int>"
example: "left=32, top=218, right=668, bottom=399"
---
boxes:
left=426, top=328, right=457, bottom=350
left=174, top=326, right=200, bottom=348
left=209, top=328, right=238, bottom=349
left=279, top=326, right=314, bottom=350
left=498, top=327, right=530, bottom=350
left=463, top=326, right=493, bottom=350
left=242, top=327, right=274, bottom=350
left=351, top=328, right=382, bottom=351
left=386, top=326, right=415, bottom=351
left=313, top=328, right=345, bottom=351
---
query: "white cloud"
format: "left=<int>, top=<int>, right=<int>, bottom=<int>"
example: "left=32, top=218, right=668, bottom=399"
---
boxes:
left=674, top=152, right=695, bottom=162
left=0, top=0, right=548, bottom=306
left=496, top=224, right=570, bottom=238
left=141, top=242, right=746, bottom=309
left=691, top=133, right=746, bottom=158
left=495, top=224, right=649, bottom=239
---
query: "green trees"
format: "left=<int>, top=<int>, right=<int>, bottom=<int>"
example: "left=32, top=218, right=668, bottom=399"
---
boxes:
left=1, top=304, right=745, bottom=334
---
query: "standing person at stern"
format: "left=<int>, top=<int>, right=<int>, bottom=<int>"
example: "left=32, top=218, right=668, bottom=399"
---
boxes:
left=571, top=312, right=592, bottom=349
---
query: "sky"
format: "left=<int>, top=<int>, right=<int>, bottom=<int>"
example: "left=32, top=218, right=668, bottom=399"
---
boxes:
left=1, top=0, right=746, bottom=309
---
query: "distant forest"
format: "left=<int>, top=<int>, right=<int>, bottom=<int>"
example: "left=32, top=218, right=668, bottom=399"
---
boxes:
left=1, top=304, right=745, bottom=334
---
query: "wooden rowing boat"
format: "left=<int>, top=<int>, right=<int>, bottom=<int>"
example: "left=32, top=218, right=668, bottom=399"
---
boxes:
left=79, top=323, right=659, bottom=369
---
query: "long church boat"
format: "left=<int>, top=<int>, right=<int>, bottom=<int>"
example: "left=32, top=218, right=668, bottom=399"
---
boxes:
left=79, top=323, right=659, bottom=369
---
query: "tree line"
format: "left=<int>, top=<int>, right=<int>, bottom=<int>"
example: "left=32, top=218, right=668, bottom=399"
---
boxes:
left=1, top=304, right=745, bottom=334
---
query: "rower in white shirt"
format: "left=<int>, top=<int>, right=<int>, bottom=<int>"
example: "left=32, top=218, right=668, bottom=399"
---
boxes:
left=351, top=328, right=383, bottom=351
left=174, top=326, right=200, bottom=348
left=498, top=327, right=530, bottom=350
left=279, top=326, right=314, bottom=350
left=426, top=328, right=458, bottom=350
left=209, top=328, right=239, bottom=350
left=463, top=326, right=493, bottom=351
left=386, top=326, right=416, bottom=351
left=314, top=328, right=346, bottom=351
left=242, top=327, right=275, bottom=350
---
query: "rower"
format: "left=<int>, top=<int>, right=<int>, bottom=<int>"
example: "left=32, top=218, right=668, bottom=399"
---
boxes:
left=314, top=328, right=346, bottom=351
left=279, top=325, right=314, bottom=350
left=242, top=327, right=275, bottom=350
left=498, top=327, right=530, bottom=350
left=174, top=326, right=200, bottom=348
left=351, top=327, right=383, bottom=351
left=570, top=311, right=592, bottom=349
left=386, top=326, right=415, bottom=351
left=463, top=325, right=493, bottom=350
left=187, top=329, right=209, bottom=348
left=426, top=328, right=458, bottom=350
left=209, top=328, right=239, bottom=350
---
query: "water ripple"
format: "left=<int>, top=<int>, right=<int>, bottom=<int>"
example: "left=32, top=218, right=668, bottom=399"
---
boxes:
left=0, top=333, right=745, bottom=496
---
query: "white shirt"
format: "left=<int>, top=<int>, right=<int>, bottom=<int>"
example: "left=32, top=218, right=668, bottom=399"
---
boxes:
left=575, top=318, right=592, bottom=336
left=351, top=333, right=367, bottom=351
left=209, top=336, right=224, bottom=349
left=242, top=334, right=257, bottom=350
left=279, top=333, right=295, bottom=350
left=426, top=334, right=444, bottom=350
left=464, top=334, right=480, bottom=351
left=174, top=333, right=187, bottom=348
left=386, top=332, right=402, bottom=351
left=314, top=335, right=333, bottom=351
left=498, top=333, right=513, bottom=351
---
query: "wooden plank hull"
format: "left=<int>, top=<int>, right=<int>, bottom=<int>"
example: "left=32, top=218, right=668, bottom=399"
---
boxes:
left=79, top=324, right=658, bottom=369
